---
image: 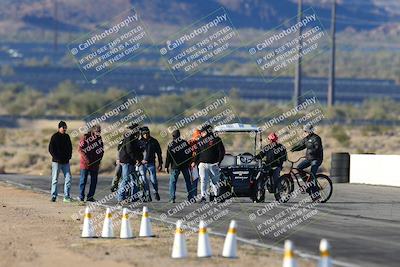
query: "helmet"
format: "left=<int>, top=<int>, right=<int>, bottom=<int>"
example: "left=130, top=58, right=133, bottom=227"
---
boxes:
left=303, top=124, right=314, bottom=133
left=140, top=126, right=150, bottom=134
left=268, top=132, right=278, bottom=142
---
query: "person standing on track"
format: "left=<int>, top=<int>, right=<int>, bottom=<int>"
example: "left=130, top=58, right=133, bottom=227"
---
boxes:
left=165, top=130, right=193, bottom=203
left=78, top=124, right=104, bottom=202
left=291, top=124, right=323, bottom=201
left=188, top=128, right=201, bottom=197
left=117, top=123, right=143, bottom=205
left=195, top=124, right=225, bottom=203
left=138, top=126, right=163, bottom=201
left=48, top=121, right=73, bottom=203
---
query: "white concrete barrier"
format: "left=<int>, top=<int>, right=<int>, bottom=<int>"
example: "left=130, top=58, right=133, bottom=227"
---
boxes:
left=350, top=154, right=400, bottom=187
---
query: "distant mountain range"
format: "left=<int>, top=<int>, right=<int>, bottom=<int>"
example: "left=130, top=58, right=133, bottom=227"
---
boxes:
left=0, top=0, right=399, bottom=39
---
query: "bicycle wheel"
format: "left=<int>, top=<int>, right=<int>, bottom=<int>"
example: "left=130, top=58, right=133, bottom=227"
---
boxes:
left=316, top=174, right=333, bottom=203
left=255, top=177, right=266, bottom=203
left=274, top=174, right=293, bottom=203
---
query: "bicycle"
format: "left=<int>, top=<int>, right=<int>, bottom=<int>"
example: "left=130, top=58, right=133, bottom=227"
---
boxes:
left=132, top=163, right=152, bottom=202
left=277, top=156, right=333, bottom=203
left=235, top=154, right=293, bottom=203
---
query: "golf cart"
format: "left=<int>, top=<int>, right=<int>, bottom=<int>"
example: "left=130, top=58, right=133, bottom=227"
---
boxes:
left=215, top=123, right=290, bottom=203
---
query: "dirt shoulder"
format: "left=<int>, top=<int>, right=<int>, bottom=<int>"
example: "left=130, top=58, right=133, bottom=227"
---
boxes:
left=0, top=182, right=315, bottom=267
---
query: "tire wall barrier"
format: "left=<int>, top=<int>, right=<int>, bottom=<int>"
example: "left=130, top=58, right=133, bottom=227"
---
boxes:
left=349, top=154, right=400, bottom=187
left=330, top=152, right=350, bottom=183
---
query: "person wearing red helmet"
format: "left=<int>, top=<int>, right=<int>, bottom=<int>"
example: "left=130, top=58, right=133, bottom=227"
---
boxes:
left=268, top=132, right=278, bottom=142
left=255, top=132, right=287, bottom=193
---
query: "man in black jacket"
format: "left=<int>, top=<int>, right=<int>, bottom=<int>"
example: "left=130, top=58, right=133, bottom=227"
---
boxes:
left=117, top=123, right=143, bottom=204
left=255, top=132, right=287, bottom=193
left=165, top=130, right=193, bottom=203
left=48, top=121, right=73, bottom=202
left=138, top=126, right=163, bottom=201
left=291, top=124, right=323, bottom=201
left=195, top=124, right=225, bottom=203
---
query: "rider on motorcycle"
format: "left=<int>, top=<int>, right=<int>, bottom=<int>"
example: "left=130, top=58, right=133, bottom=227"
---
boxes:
left=255, top=132, right=287, bottom=193
left=291, top=124, right=323, bottom=201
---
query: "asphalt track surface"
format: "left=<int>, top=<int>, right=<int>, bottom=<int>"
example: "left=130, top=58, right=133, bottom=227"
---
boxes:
left=1, top=173, right=399, bottom=267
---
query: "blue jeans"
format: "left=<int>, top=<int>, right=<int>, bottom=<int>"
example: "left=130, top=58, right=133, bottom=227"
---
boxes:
left=169, top=168, right=193, bottom=201
left=117, top=163, right=138, bottom=202
left=51, top=162, right=72, bottom=199
left=79, top=169, right=98, bottom=200
left=139, top=163, right=158, bottom=195
left=297, top=159, right=322, bottom=196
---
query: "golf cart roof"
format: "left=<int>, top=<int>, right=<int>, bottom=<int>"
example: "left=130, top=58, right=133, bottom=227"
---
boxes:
left=214, top=123, right=261, bottom=133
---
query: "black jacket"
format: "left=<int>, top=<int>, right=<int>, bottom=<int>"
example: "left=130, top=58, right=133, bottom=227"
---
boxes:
left=48, top=132, right=72, bottom=164
left=165, top=138, right=192, bottom=169
left=256, top=142, right=287, bottom=169
left=195, top=134, right=225, bottom=164
left=292, top=133, right=323, bottom=161
left=119, top=133, right=143, bottom=165
left=140, top=137, right=162, bottom=165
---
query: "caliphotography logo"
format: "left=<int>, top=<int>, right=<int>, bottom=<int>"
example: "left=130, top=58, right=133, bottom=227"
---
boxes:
left=68, top=7, right=153, bottom=82
left=247, top=7, right=330, bottom=84
left=159, top=7, right=241, bottom=82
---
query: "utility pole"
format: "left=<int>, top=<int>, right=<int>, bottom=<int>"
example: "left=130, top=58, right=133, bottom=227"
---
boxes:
left=294, top=0, right=303, bottom=105
left=327, top=0, right=337, bottom=106
left=53, top=0, right=58, bottom=55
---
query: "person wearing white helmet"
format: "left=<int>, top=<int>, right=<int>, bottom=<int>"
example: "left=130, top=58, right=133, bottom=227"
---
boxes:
left=291, top=124, right=324, bottom=201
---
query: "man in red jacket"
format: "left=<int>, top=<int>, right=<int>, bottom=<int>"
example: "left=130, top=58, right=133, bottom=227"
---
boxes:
left=78, top=125, right=104, bottom=202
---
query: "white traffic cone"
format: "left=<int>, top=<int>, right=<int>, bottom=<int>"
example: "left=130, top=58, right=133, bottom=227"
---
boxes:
left=197, top=220, right=212, bottom=257
left=222, top=220, right=238, bottom=258
left=81, top=207, right=95, bottom=238
left=171, top=220, right=188, bottom=259
left=282, top=240, right=297, bottom=267
left=139, top=206, right=154, bottom=237
left=318, top=239, right=332, bottom=267
left=120, top=208, right=133, bottom=239
left=101, top=207, right=114, bottom=238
